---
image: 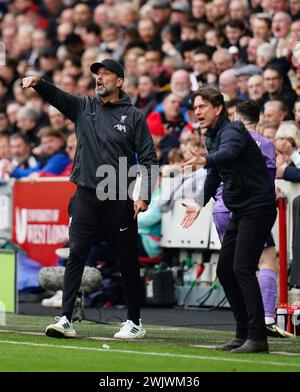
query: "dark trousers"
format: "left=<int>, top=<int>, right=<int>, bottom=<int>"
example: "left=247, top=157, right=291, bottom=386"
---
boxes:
left=216, top=206, right=277, bottom=341
left=62, top=187, right=141, bottom=324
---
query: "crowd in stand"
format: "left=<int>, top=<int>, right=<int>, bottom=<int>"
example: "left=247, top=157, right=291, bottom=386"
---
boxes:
left=0, top=0, right=299, bottom=182
left=0, top=0, right=300, bottom=260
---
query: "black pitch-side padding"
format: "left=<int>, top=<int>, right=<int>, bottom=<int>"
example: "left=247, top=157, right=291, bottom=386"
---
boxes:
left=143, top=268, right=175, bottom=307
left=290, top=195, right=300, bottom=287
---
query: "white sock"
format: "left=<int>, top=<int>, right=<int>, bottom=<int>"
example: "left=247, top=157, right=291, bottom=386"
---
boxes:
left=265, top=316, right=275, bottom=325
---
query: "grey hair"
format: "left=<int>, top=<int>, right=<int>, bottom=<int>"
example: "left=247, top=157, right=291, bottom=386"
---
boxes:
left=18, top=106, right=40, bottom=122
left=257, top=43, right=276, bottom=62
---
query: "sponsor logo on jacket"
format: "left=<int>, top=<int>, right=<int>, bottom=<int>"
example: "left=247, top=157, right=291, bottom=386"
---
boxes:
left=114, top=115, right=127, bottom=133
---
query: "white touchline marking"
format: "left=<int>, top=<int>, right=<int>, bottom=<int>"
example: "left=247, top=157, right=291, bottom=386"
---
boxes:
left=0, top=329, right=165, bottom=342
left=0, top=339, right=300, bottom=368
left=272, top=351, right=300, bottom=356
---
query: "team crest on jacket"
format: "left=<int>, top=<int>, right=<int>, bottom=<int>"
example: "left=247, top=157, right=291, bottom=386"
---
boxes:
left=114, top=114, right=127, bottom=133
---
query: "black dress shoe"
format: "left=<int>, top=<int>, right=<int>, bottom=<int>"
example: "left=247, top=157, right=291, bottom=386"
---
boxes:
left=216, top=338, right=246, bottom=351
left=231, top=339, right=269, bottom=353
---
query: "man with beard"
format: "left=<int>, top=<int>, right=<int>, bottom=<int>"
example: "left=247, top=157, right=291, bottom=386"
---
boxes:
left=22, top=59, right=158, bottom=340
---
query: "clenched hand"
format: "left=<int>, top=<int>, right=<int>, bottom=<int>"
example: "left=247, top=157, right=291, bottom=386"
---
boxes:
left=22, top=76, right=41, bottom=89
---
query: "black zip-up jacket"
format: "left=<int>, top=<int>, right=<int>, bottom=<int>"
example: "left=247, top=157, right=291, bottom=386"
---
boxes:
left=34, top=79, right=158, bottom=202
left=204, top=115, right=276, bottom=212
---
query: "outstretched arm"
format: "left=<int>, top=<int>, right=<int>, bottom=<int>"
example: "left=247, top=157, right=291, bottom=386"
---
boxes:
left=22, top=77, right=85, bottom=122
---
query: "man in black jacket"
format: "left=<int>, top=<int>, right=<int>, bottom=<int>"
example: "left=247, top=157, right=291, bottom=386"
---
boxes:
left=22, top=59, right=159, bottom=339
left=182, top=87, right=277, bottom=353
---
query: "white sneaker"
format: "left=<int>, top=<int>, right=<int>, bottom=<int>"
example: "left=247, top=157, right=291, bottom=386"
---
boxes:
left=41, top=290, right=63, bottom=308
left=55, top=247, right=70, bottom=259
left=45, top=316, right=76, bottom=338
left=114, top=319, right=146, bottom=339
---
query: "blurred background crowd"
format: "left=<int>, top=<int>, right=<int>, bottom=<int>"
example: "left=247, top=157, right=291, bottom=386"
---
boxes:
left=0, top=0, right=299, bottom=181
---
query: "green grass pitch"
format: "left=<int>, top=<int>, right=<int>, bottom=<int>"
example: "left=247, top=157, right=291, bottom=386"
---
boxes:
left=1, top=314, right=300, bottom=372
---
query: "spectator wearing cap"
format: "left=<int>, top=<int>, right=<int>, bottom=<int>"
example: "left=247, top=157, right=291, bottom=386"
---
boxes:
left=162, top=55, right=183, bottom=74
left=261, top=66, right=297, bottom=116
left=247, top=74, right=265, bottom=102
left=170, top=1, right=190, bottom=26
left=21, top=58, right=158, bottom=340
left=150, top=0, right=171, bottom=30
left=235, top=64, right=262, bottom=99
